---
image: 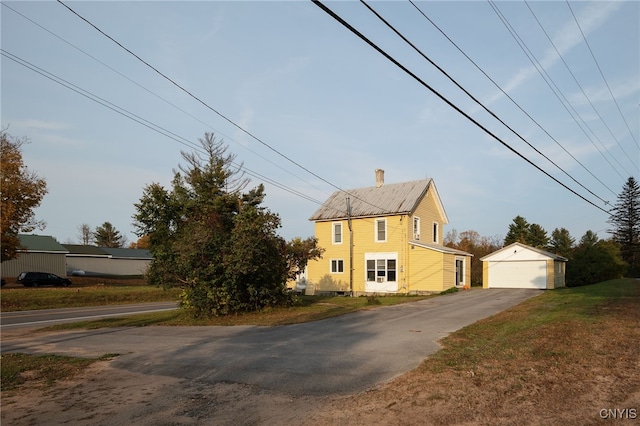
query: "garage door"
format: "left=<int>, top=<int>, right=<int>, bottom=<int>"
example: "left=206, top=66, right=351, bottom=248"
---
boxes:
left=489, top=261, right=547, bottom=289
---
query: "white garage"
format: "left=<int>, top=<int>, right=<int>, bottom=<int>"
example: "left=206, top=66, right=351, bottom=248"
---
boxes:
left=481, top=242, right=567, bottom=290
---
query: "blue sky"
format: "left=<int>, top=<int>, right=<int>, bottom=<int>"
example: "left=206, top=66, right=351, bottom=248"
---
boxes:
left=2, top=1, right=638, bottom=246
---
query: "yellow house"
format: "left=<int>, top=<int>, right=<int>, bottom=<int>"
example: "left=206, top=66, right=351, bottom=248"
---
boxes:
left=306, top=170, right=472, bottom=295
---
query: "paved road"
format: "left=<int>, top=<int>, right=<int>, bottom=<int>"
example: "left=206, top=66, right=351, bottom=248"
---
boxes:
left=1, top=289, right=540, bottom=396
left=0, top=302, right=179, bottom=329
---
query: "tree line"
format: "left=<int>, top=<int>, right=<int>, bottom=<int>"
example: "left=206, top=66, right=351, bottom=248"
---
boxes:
left=2, top=128, right=638, bottom=316
left=445, top=177, right=639, bottom=286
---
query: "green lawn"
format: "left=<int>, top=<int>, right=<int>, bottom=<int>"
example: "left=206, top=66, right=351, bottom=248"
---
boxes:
left=1, top=286, right=182, bottom=312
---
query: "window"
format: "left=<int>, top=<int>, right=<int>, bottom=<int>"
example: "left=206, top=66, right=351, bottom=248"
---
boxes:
left=433, top=222, right=439, bottom=243
left=413, top=216, right=421, bottom=240
left=332, top=222, right=342, bottom=244
left=366, top=257, right=397, bottom=282
left=331, top=259, right=344, bottom=273
left=456, top=259, right=464, bottom=286
left=375, top=219, right=386, bottom=242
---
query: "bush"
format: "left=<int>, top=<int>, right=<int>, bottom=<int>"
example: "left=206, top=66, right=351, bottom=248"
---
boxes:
left=567, top=241, right=627, bottom=287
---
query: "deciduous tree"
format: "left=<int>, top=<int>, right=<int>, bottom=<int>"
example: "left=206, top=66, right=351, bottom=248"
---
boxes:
left=77, top=223, right=93, bottom=245
left=567, top=239, right=626, bottom=286
left=445, top=228, right=502, bottom=286
left=0, top=130, right=48, bottom=261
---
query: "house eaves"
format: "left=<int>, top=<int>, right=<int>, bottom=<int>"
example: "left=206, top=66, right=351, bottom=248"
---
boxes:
left=410, top=241, right=473, bottom=256
left=480, top=242, right=568, bottom=262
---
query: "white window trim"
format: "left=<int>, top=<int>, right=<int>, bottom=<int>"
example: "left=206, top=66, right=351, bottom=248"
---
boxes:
left=332, top=222, right=343, bottom=245
left=375, top=218, right=387, bottom=242
left=330, top=259, right=344, bottom=274
left=413, top=216, right=421, bottom=240
left=432, top=222, right=439, bottom=244
left=364, top=252, right=398, bottom=283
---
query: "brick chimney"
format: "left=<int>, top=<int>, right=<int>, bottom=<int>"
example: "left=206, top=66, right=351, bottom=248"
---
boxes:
left=375, top=169, right=384, bottom=188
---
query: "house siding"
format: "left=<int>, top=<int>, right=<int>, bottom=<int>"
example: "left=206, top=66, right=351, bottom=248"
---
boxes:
left=307, top=178, right=468, bottom=295
left=408, top=246, right=444, bottom=291
left=308, top=214, right=409, bottom=294
left=410, top=189, right=445, bottom=243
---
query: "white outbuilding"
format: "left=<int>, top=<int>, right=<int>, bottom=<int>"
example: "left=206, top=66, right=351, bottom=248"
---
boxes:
left=481, top=242, right=568, bottom=290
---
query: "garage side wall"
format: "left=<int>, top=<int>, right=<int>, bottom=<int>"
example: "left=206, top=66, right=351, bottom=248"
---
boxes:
left=1, top=253, right=67, bottom=277
left=482, top=261, right=489, bottom=289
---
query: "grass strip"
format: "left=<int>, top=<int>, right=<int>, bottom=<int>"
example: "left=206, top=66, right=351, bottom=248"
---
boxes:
left=0, top=353, right=119, bottom=392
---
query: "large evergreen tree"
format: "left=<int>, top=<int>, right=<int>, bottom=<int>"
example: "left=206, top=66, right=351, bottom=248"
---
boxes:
left=608, top=177, right=640, bottom=276
left=528, top=223, right=549, bottom=249
left=94, top=222, right=126, bottom=248
left=549, top=228, right=574, bottom=258
left=504, top=216, right=530, bottom=246
left=133, top=133, right=321, bottom=317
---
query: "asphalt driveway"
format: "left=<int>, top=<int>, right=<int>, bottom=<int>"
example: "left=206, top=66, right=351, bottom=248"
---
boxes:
left=1, top=288, right=540, bottom=396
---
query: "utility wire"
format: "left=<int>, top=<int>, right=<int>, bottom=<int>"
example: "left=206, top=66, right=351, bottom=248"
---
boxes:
left=487, top=0, right=629, bottom=181
left=565, top=0, right=639, bottom=151
left=524, top=0, right=638, bottom=171
left=311, top=0, right=610, bottom=215
left=361, top=0, right=610, bottom=206
left=55, top=0, right=396, bottom=216
left=407, top=0, right=618, bottom=197
left=56, top=1, right=343, bottom=198
left=1, top=49, right=325, bottom=206
left=1, top=2, right=330, bottom=199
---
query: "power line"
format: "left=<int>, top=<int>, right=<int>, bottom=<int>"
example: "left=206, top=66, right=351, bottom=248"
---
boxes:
left=487, top=0, right=630, bottom=181
left=311, top=0, right=611, bottom=215
left=361, top=0, right=611, bottom=206
left=0, top=49, right=325, bottom=207
left=55, top=1, right=342, bottom=196
left=1, top=2, right=331, bottom=199
left=565, top=0, right=639, bottom=151
left=55, top=0, right=397, bottom=217
left=407, top=0, right=618, bottom=198
left=524, top=0, right=638, bottom=171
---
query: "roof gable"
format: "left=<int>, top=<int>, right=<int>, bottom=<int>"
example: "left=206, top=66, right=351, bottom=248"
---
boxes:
left=480, top=242, right=568, bottom=262
left=310, top=179, right=440, bottom=221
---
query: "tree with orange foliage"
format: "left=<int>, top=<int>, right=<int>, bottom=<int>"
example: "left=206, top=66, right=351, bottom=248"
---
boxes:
left=0, top=130, right=48, bottom=261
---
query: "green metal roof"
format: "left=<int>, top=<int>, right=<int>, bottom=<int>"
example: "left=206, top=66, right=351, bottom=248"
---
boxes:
left=63, top=244, right=110, bottom=256
left=18, top=235, right=69, bottom=253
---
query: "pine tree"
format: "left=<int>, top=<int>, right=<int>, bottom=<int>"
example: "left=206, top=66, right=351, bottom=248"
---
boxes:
left=94, top=222, right=125, bottom=248
left=608, top=177, right=640, bottom=276
left=504, top=216, right=530, bottom=245
left=550, top=228, right=574, bottom=258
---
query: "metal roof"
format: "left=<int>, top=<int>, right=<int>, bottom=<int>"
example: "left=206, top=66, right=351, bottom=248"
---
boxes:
left=309, top=179, right=432, bottom=221
left=18, top=234, right=69, bottom=253
left=410, top=241, right=474, bottom=256
left=480, top=242, right=568, bottom=262
left=63, top=244, right=109, bottom=256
